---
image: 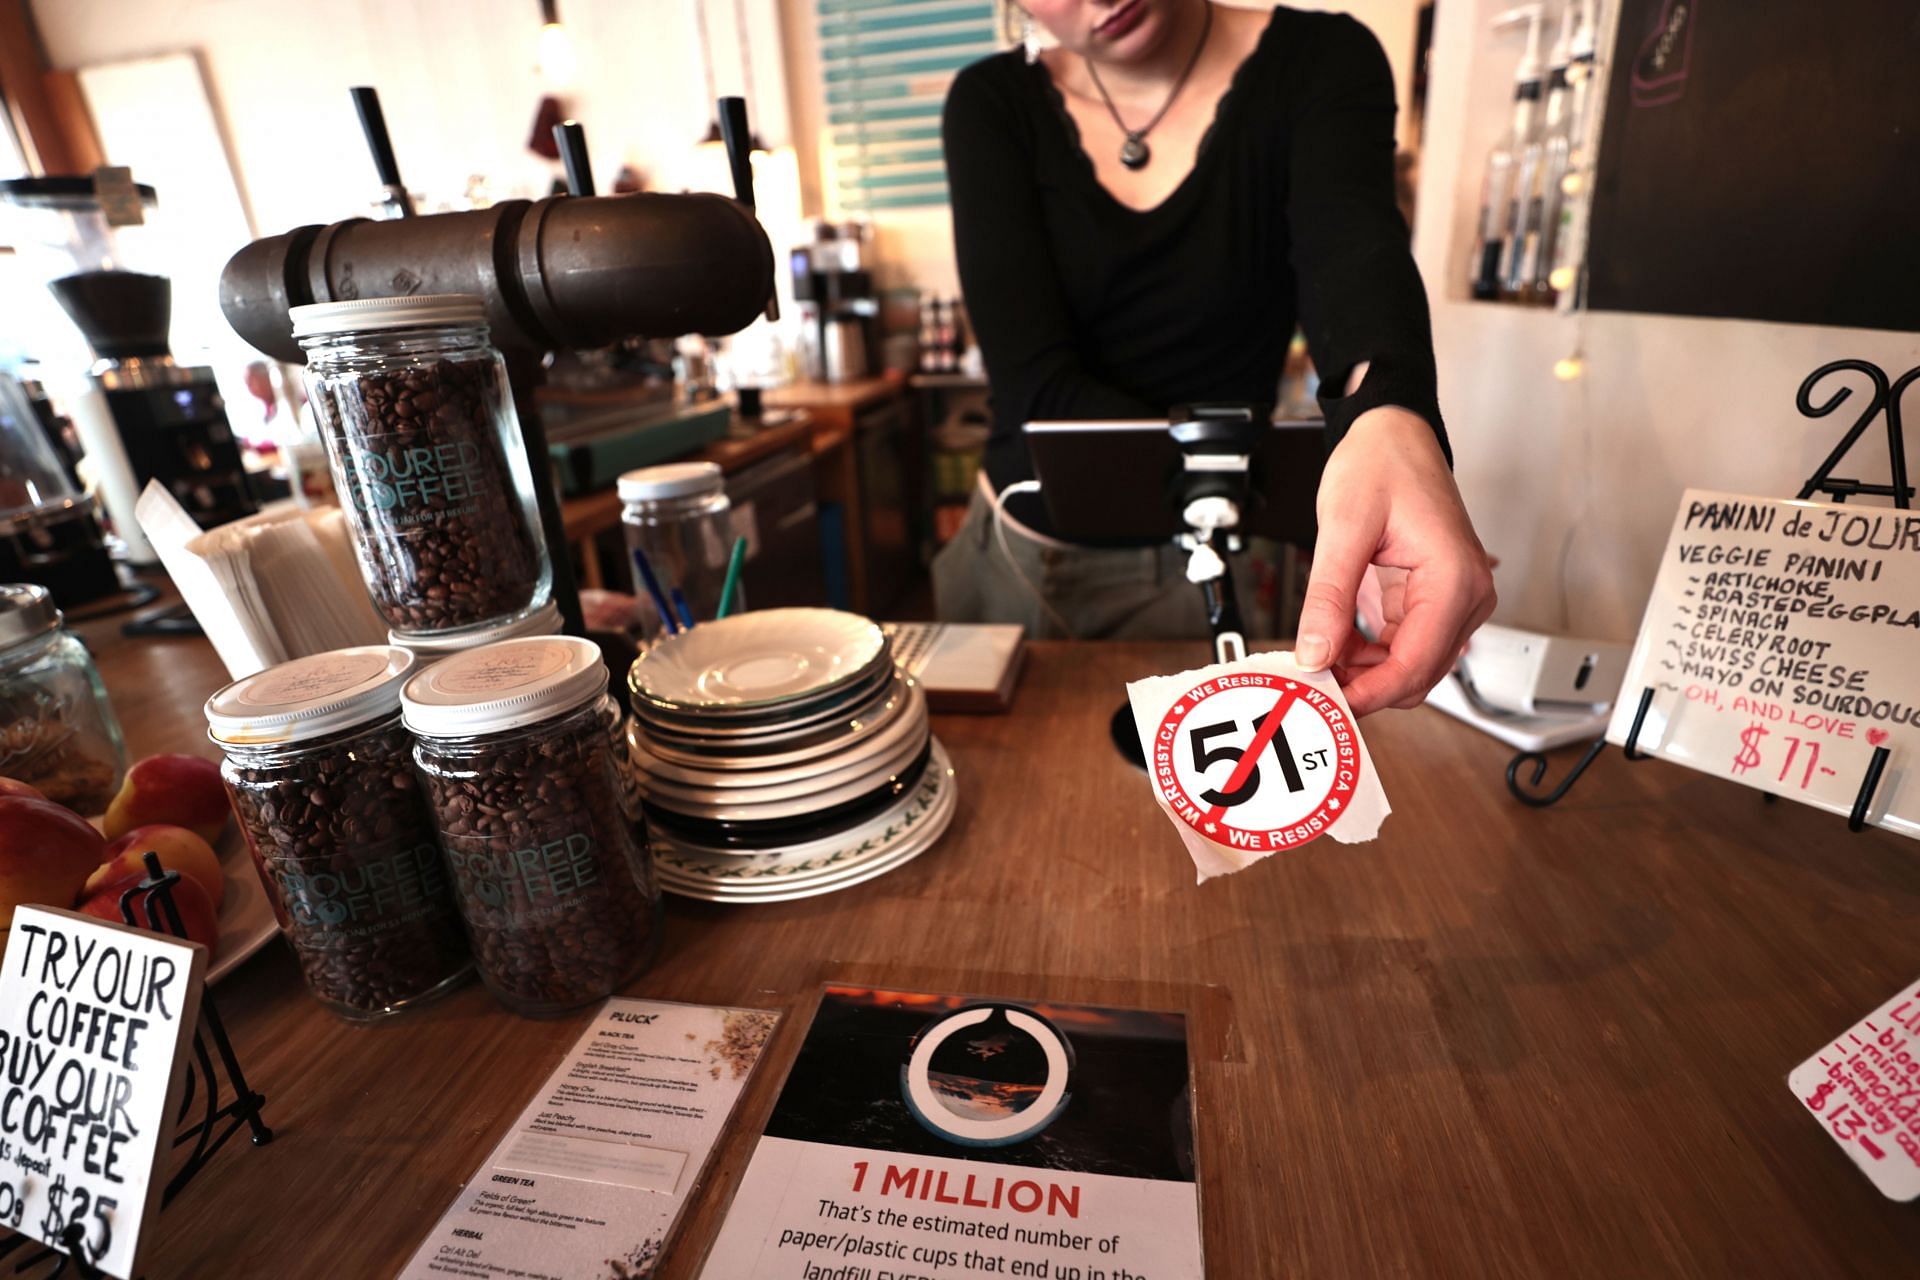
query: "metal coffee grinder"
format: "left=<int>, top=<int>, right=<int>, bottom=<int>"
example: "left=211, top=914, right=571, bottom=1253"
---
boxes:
left=0, top=175, right=256, bottom=565
left=216, top=103, right=778, bottom=635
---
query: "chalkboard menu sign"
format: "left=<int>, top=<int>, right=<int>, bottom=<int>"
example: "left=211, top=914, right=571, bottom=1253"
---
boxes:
left=1586, top=0, right=1920, bottom=332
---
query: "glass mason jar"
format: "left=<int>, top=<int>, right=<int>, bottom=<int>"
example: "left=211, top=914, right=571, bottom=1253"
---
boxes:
left=390, top=602, right=644, bottom=825
left=402, top=636, right=660, bottom=1017
left=291, top=294, right=552, bottom=638
left=0, top=583, right=126, bottom=812
left=619, top=462, right=742, bottom=637
left=206, top=647, right=471, bottom=1020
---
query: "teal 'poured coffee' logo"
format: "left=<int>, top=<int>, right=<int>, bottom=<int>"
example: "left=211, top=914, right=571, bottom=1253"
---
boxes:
left=343, top=438, right=490, bottom=520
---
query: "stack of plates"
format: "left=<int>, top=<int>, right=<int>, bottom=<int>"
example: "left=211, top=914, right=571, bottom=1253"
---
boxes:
left=627, top=609, right=957, bottom=902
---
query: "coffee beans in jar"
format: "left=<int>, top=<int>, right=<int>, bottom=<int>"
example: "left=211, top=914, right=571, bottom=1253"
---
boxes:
left=402, top=636, right=660, bottom=1017
left=291, top=294, right=552, bottom=636
left=206, top=647, right=471, bottom=1019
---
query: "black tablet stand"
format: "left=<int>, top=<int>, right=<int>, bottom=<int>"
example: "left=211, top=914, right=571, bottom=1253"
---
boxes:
left=1108, top=405, right=1266, bottom=766
left=0, top=854, right=272, bottom=1279
left=1506, top=358, right=1912, bottom=832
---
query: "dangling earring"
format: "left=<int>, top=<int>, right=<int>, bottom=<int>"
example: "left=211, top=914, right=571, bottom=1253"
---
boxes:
left=1023, top=12, right=1041, bottom=64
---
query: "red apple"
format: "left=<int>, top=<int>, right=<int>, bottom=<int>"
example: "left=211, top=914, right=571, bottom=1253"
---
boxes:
left=0, top=795, right=109, bottom=928
left=91, top=824, right=226, bottom=913
left=104, top=754, right=230, bottom=844
left=79, top=869, right=219, bottom=953
left=0, top=776, right=46, bottom=802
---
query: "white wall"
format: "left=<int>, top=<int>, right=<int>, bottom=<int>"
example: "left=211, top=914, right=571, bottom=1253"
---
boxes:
left=31, top=0, right=794, bottom=237
left=1413, top=0, right=1919, bottom=640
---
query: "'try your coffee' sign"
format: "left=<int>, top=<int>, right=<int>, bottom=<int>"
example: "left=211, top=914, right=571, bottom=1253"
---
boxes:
left=0, top=905, right=206, bottom=1279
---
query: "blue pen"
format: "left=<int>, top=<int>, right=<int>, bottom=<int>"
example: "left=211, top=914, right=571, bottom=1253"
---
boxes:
left=630, top=546, right=680, bottom=635
left=670, top=587, right=696, bottom=631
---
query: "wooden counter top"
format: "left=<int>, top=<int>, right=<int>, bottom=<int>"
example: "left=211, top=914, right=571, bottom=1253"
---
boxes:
left=57, top=613, right=1920, bottom=1277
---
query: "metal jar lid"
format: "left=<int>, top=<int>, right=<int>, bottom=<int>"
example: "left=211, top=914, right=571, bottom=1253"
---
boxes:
left=206, top=646, right=417, bottom=746
left=618, top=461, right=724, bottom=503
left=0, top=583, right=62, bottom=654
left=289, top=293, right=488, bottom=341
left=400, top=635, right=608, bottom=739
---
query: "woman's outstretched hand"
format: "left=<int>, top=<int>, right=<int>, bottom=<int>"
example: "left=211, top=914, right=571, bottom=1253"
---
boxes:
left=1294, top=406, right=1496, bottom=716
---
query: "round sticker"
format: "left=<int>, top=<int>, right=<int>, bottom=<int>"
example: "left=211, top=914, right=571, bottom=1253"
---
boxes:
left=435, top=640, right=571, bottom=696
left=238, top=651, right=392, bottom=707
left=1152, top=672, right=1359, bottom=851
left=900, top=1005, right=1074, bottom=1148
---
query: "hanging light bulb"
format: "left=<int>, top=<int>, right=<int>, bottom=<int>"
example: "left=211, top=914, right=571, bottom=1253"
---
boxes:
left=1554, top=352, right=1586, bottom=382
left=537, top=0, right=577, bottom=86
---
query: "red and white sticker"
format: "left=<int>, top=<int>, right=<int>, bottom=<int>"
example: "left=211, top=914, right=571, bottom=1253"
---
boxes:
left=1129, top=653, right=1390, bottom=881
left=1153, top=672, right=1358, bottom=851
left=1787, top=975, right=1920, bottom=1201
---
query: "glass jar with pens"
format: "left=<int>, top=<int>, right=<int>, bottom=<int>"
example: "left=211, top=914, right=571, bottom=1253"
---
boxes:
left=619, top=462, right=747, bottom=638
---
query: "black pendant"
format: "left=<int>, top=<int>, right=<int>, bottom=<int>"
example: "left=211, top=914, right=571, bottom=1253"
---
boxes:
left=1119, top=135, right=1150, bottom=170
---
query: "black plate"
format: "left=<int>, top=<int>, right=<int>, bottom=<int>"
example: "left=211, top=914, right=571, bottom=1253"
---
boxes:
left=643, top=737, right=934, bottom=851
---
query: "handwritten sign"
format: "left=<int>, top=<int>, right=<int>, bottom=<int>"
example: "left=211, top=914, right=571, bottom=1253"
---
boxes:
left=1608, top=490, right=1918, bottom=838
left=0, top=906, right=206, bottom=1279
left=1788, top=975, right=1920, bottom=1200
left=1128, top=652, right=1390, bottom=881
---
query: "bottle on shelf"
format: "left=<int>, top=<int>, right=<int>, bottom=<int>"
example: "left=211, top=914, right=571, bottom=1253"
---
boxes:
left=933, top=297, right=955, bottom=373
left=946, top=298, right=969, bottom=373
left=1550, top=0, right=1603, bottom=310
left=1524, top=2, right=1580, bottom=304
left=1494, top=4, right=1548, bottom=301
left=1470, top=5, right=1546, bottom=301
left=918, top=295, right=942, bottom=373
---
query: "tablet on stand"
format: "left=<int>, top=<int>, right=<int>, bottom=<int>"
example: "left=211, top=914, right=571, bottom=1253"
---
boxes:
left=1021, top=408, right=1327, bottom=763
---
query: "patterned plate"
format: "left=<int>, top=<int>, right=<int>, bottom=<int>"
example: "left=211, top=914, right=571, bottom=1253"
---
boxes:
left=652, top=740, right=955, bottom=887
left=656, top=774, right=956, bottom=903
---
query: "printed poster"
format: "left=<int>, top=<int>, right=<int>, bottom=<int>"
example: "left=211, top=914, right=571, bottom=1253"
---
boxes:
left=702, top=986, right=1202, bottom=1279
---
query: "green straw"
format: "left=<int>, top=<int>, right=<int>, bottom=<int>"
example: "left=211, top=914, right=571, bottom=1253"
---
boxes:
left=716, top=535, right=747, bottom=619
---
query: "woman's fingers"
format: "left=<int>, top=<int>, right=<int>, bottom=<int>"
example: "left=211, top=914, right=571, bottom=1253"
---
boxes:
left=1294, top=505, right=1381, bottom=674
left=1341, top=558, right=1495, bottom=716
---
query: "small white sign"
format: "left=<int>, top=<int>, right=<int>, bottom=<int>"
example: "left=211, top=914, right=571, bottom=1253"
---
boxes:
left=1608, top=490, right=1918, bottom=838
left=1127, top=651, right=1390, bottom=880
left=0, top=906, right=207, bottom=1279
left=399, top=998, right=778, bottom=1279
left=1787, top=975, right=1920, bottom=1200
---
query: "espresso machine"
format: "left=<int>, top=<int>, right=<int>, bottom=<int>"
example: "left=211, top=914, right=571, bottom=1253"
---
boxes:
left=0, top=176, right=255, bottom=562
left=217, top=169, right=775, bottom=633
left=0, top=371, right=119, bottom=606
left=790, top=221, right=877, bottom=383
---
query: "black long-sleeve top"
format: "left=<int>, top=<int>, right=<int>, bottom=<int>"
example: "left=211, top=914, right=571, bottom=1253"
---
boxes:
left=943, top=6, right=1447, bottom=534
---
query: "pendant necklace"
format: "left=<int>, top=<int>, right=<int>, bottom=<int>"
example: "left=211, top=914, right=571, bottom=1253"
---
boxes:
left=1084, top=1, right=1215, bottom=171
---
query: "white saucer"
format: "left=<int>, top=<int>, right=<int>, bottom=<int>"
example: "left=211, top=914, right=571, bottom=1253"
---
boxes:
left=654, top=762, right=956, bottom=890
left=634, top=708, right=928, bottom=806
left=640, top=724, right=931, bottom=822
left=635, top=658, right=895, bottom=733
left=631, top=683, right=925, bottom=783
left=651, top=747, right=955, bottom=863
left=636, top=671, right=905, bottom=748
left=631, top=609, right=887, bottom=711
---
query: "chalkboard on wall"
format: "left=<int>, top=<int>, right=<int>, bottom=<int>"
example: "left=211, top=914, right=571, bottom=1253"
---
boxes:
left=1586, top=0, right=1920, bottom=332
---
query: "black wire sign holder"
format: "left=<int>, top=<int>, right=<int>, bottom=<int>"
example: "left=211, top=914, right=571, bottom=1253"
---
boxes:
left=0, top=854, right=272, bottom=1279
left=1506, top=358, right=1912, bottom=828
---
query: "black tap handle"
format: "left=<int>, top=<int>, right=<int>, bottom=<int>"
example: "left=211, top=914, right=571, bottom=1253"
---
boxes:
left=350, top=86, right=404, bottom=188
left=717, top=96, right=756, bottom=210
left=554, top=120, right=595, bottom=197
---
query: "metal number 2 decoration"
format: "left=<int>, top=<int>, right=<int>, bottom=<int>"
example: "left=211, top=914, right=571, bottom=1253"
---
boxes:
left=1506, top=358, right=1912, bottom=816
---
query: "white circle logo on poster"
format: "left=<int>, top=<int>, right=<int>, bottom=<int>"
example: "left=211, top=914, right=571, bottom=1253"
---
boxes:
left=1153, top=672, right=1358, bottom=850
